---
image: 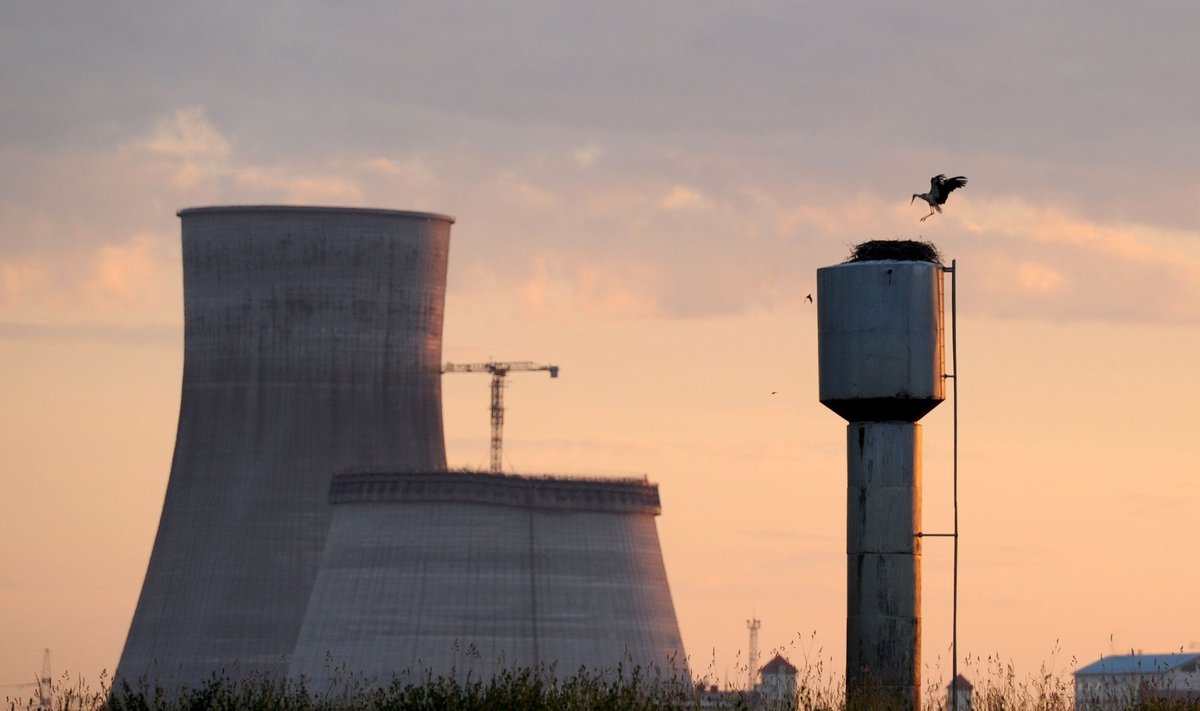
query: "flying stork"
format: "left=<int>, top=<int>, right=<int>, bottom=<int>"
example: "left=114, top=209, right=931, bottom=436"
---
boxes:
left=911, top=174, right=967, bottom=222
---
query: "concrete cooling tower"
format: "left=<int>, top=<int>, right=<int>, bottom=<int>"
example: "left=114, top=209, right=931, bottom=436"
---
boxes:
left=118, top=205, right=687, bottom=691
left=289, top=471, right=686, bottom=685
left=117, top=206, right=454, bottom=689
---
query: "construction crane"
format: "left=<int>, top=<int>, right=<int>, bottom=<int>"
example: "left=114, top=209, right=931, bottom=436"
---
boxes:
left=1, top=649, right=52, bottom=710
left=442, top=361, right=558, bottom=473
left=36, top=649, right=50, bottom=711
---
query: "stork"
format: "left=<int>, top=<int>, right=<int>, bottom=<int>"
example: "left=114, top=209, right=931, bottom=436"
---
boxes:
left=911, top=174, right=967, bottom=222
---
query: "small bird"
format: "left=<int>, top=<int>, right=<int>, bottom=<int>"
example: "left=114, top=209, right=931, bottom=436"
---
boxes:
left=911, top=174, right=967, bottom=222
left=805, top=294, right=813, bottom=303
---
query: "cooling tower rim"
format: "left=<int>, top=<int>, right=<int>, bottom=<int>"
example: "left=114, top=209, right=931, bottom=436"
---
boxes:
left=327, top=469, right=662, bottom=515
left=334, top=468, right=653, bottom=485
left=177, top=205, right=455, bottom=223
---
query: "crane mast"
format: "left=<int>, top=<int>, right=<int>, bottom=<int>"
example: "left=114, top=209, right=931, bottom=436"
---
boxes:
left=442, top=361, right=558, bottom=472
left=0, top=649, right=51, bottom=709
left=38, top=649, right=50, bottom=711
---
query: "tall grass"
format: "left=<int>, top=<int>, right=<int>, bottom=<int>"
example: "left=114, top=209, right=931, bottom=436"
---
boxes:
left=8, top=664, right=698, bottom=711
left=7, top=647, right=1199, bottom=711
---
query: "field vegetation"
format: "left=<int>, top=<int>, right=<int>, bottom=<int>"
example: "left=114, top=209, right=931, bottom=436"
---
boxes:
left=6, top=649, right=1198, bottom=711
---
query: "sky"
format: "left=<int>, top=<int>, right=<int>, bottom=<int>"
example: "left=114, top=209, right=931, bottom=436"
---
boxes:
left=2, top=0, right=1200, bottom=696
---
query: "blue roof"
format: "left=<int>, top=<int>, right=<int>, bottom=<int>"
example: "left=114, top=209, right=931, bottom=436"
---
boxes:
left=1075, top=654, right=1200, bottom=676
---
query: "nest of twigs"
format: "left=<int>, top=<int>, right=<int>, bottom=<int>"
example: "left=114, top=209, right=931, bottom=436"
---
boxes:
left=845, top=239, right=942, bottom=264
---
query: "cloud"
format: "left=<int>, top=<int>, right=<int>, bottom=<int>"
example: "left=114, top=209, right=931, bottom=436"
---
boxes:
left=572, top=146, right=603, bottom=168
left=434, top=153, right=1200, bottom=325
left=135, top=108, right=229, bottom=159
left=1015, top=262, right=1070, bottom=294
left=86, top=233, right=161, bottom=303
left=514, top=182, right=559, bottom=209
left=8, top=95, right=1200, bottom=336
left=515, top=255, right=571, bottom=316
left=494, top=172, right=560, bottom=209
left=359, top=157, right=437, bottom=186
left=515, top=255, right=658, bottom=319
left=131, top=108, right=231, bottom=188
left=0, top=320, right=179, bottom=345
left=0, top=257, right=53, bottom=306
left=125, top=108, right=368, bottom=203
left=657, top=185, right=708, bottom=212
left=960, top=199, right=1161, bottom=262
left=951, top=198, right=1200, bottom=323
left=0, top=230, right=180, bottom=336
left=233, top=168, right=363, bottom=204
left=6, top=3, right=1200, bottom=229
left=641, top=188, right=1199, bottom=323
left=573, top=263, right=659, bottom=318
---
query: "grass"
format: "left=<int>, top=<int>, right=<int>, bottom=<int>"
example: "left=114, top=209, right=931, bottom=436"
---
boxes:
left=7, top=646, right=1200, bottom=711
left=9, top=664, right=699, bottom=711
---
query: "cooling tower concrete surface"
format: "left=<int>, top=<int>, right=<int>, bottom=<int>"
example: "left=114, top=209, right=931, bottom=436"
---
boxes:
left=117, top=207, right=453, bottom=689
left=289, top=471, right=686, bottom=685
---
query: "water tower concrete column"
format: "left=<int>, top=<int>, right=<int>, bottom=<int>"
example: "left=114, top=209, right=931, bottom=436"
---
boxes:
left=817, top=254, right=945, bottom=711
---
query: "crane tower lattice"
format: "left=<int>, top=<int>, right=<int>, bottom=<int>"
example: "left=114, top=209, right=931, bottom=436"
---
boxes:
left=442, top=361, right=558, bottom=472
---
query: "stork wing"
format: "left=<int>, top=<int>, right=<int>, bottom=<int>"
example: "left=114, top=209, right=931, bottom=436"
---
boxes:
left=941, top=175, right=968, bottom=194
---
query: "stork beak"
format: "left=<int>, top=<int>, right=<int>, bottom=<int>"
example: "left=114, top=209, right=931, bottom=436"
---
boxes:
left=910, top=195, right=917, bottom=205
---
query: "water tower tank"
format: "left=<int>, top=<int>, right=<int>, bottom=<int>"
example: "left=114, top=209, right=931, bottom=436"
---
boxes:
left=817, top=260, right=945, bottom=422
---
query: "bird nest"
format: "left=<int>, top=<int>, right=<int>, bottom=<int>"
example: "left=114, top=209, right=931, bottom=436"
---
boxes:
left=845, top=239, right=942, bottom=264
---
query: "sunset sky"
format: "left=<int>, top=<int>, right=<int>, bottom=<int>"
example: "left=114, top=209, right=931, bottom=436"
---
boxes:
left=3, top=1, right=1199, bottom=693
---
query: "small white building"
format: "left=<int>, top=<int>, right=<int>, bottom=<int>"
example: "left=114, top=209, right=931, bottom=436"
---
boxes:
left=759, top=654, right=799, bottom=710
left=946, top=674, right=973, bottom=711
left=1075, top=653, right=1200, bottom=711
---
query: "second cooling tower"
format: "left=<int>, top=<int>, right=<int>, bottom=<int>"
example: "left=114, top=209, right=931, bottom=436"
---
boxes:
left=289, top=470, right=686, bottom=684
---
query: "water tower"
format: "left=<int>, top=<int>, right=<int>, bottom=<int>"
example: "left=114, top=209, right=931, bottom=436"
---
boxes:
left=816, top=243, right=946, bottom=710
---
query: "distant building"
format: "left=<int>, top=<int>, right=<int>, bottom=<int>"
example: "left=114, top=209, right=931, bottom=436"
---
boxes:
left=696, top=683, right=756, bottom=710
left=759, top=655, right=799, bottom=710
left=946, top=674, right=973, bottom=711
left=1075, top=653, right=1200, bottom=711
left=696, top=654, right=799, bottom=710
